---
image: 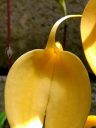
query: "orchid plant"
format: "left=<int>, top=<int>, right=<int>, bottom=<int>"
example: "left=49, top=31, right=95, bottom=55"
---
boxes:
left=0, top=0, right=96, bottom=128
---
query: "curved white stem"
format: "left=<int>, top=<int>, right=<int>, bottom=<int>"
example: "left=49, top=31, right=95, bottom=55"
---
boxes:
left=46, top=15, right=82, bottom=49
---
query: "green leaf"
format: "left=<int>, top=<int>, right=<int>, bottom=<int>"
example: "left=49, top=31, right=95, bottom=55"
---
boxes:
left=0, top=112, right=6, bottom=128
left=55, top=0, right=67, bottom=15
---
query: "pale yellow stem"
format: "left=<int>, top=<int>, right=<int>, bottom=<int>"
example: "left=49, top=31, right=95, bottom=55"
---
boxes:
left=46, top=15, right=82, bottom=49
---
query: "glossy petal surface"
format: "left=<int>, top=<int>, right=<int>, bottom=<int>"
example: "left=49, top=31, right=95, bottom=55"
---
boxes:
left=5, top=48, right=91, bottom=128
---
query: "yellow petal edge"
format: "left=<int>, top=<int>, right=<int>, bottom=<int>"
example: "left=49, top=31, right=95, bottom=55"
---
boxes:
left=85, top=115, right=96, bottom=128
left=81, top=0, right=96, bottom=75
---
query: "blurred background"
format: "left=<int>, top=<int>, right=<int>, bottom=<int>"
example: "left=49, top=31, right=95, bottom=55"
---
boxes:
left=0, top=0, right=89, bottom=72
left=0, top=0, right=96, bottom=127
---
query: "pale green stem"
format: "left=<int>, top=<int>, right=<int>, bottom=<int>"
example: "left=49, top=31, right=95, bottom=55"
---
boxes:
left=63, top=0, right=67, bottom=15
left=46, top=15, right=82, bottom=49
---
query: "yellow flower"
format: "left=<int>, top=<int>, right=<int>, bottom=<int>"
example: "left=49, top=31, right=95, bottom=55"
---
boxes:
left=5, top=15, right=91, bottom=128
